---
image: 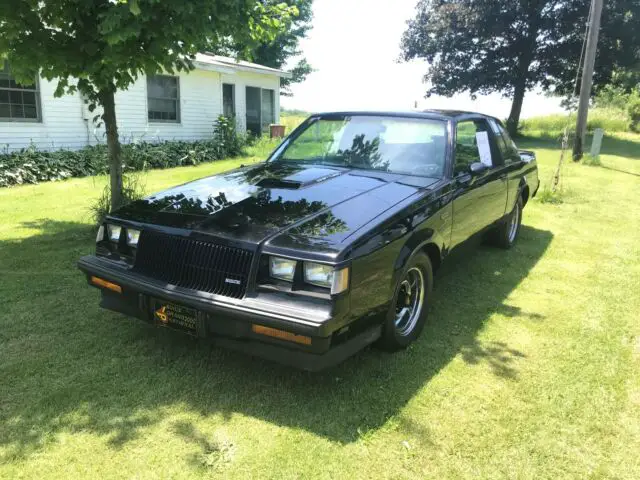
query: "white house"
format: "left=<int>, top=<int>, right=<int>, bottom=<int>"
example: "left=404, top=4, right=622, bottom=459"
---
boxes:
left=0, top=54, right=290, bottom=152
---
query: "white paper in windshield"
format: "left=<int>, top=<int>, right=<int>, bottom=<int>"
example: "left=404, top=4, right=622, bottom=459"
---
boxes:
left=475, top=131, right=493, bottom=167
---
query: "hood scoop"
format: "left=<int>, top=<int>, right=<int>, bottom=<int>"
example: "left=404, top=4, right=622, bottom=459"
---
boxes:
left=256, top=165, right=345, bottom=190
left=256, top=178, right=302, bottom=189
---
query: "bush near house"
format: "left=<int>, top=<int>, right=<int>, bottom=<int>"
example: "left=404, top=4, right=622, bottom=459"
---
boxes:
left=0, top=116, right=247, bottom=188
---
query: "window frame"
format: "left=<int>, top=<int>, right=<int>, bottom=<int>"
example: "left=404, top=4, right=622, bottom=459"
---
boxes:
left=260, top=88, right=275, bottom=129
left=245, top=86, right=276, bottom=135
left=488, top=118, right=519, bottom=164
left=222, top=83, right=235, bottom=118
left=147, top=74, right=181, bottom=124
left=0, top=63, right=42, bottom=123
left=453, top=119, right=484, bottom=176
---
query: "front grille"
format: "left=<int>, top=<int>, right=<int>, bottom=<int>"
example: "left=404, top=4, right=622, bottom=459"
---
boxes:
left=133, top=230, right=253, bottom=299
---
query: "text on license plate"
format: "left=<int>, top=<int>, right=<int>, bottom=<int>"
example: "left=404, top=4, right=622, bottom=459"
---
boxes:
left=154, top=302, right=198, bottom=332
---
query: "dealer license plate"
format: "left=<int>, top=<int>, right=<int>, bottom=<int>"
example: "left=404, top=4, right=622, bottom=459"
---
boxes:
left=153, top=301, right=199, bottom=334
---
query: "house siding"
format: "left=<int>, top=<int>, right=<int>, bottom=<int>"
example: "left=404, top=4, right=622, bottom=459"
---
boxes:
left=0, top=78, right=90, bottom=152
left=221, top=71, right=281, bottom=132
left=0, top=68, right=281, bottom=152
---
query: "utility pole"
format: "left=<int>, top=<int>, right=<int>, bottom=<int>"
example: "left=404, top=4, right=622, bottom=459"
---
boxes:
left=573, top=0, right=604, bottom=161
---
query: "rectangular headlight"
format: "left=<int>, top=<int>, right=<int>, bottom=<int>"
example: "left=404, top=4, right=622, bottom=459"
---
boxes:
left=269, top=257, right=297, bottom=282
left=107, top=224, right=121, bottom=242
left=126, top=228, right=141, bottom=247
left=304, top=262, right=350, bottom=294
left=303, top=262, right=334, bottom=288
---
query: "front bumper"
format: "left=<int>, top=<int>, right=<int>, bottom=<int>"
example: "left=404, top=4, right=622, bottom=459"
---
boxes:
left=78, top=255, right=380, bottom=371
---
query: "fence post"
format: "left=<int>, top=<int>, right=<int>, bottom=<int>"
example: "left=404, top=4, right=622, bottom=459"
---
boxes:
left=590, top=128, right=604, bottom=158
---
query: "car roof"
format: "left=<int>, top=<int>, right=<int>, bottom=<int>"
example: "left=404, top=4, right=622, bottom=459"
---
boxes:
left=312, top=110, right=500, bottom=123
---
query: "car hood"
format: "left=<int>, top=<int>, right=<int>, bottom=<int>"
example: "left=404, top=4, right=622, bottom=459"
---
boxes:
left=112, top=162, right=438, bottom=246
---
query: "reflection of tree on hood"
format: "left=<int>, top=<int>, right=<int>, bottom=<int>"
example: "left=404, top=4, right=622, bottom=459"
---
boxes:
left=145, top=193, right=232, bottom=215
left=291, top=212, right=348, bottom=239
left=205, top=189, right=328, bottom=231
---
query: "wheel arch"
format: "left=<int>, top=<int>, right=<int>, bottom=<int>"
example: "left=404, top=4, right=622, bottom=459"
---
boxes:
left=391, top=228, right=445, bottom=290
left=421, top=242, right=442, bottom=273
left=521, top=184, right=530, bottom=206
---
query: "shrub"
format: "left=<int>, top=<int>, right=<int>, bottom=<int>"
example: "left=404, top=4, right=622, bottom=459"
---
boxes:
left=213, top=115, right=246, bottom=157
left=90, top=173, right=148, bottom=224
left=537, top=186, right=564, bottom=205
left=595, top=84, right=632, bottom=110
left=628, top=96, right=640, bottom=132
left=582, top=154, right=602, bottom=166
left=0, top=121, right=247, bottom=188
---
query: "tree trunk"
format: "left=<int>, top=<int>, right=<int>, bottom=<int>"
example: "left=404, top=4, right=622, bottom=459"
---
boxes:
left=100, top=87, right=123, bottom=212
left=506, top=78, right=527, bottom=137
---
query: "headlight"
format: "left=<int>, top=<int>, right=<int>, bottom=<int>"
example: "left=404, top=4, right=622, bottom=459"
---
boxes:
left=303, top=262, right=334, bottom=288
left=107, top=224, right=122, bottom=242
left=269, top=257, right=297, bottom=282
left=126, top=228, right=141, bottom=247
left=304, top=262, right=350, bottom=294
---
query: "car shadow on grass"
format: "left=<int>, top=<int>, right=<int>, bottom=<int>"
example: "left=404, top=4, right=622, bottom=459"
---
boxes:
left=0, top=220, right=552, bottom=460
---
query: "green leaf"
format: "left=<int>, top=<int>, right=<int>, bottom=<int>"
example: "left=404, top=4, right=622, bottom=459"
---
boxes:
left=129, top=0, right=141, bottom=16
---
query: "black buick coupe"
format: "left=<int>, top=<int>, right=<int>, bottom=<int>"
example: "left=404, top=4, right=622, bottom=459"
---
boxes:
left=78, top=111, right=539, bottom=370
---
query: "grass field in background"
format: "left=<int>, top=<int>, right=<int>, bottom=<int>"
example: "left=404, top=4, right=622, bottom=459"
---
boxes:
left=280, top=112, right=308, bottom=134
left=1, top=133, right=639, bottom=478
left=518, top=107, right=631, bottom=136
left=282, top=107, right=635, bottom=138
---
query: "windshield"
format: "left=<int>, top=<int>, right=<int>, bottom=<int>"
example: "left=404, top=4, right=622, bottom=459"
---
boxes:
left=272, top=115, right=448, bottom=177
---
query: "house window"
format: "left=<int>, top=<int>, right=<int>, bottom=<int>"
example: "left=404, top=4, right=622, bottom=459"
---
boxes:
left=147, top=75, right=180, bottom=122
left=261, top=89, right=275, bottom=128
left=0, top=62, right=41, bottom=122
left=246, top=86, right=276, bottom=135
left=223, top=84, right=235, bottom=117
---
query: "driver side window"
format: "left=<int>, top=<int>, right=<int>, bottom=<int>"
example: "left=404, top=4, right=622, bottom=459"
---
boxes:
left=454, top=119, right=494, bottom=176
left=454, top=121, right=481, bottom=175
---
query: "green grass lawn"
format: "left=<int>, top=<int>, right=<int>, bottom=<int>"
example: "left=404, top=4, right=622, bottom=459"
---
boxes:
left=1, top=134, right=639, bottom=479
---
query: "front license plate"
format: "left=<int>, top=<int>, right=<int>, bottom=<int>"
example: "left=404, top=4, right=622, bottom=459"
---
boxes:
left=154, top=301, right=199, bottom=334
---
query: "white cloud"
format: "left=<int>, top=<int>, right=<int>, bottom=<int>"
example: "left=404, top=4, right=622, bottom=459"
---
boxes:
left=283, top=0, right=566, bottom=119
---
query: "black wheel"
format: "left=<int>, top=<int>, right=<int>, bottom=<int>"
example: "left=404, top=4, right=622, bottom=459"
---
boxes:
left=377, top=252, right=433, bottom=351
left=488, top=195, right=523, bottom=249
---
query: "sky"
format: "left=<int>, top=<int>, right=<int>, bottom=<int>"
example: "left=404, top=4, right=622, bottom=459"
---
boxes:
left=282, top=0, right=566, bottom=118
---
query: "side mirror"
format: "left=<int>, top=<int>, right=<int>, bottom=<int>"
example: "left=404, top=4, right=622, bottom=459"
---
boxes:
left=518, top=150, right=536, bottom=163
left=469, top=162, right=489, bottom=176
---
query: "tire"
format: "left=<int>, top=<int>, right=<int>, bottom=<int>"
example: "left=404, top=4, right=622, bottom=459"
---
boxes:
left=488, top=195, right=523, bottom=249
left=377, top=251, right=433, bottom=352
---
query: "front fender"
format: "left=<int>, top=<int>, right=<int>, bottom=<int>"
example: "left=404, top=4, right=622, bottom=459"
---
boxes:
left=390, top=202, right=451, bottom=290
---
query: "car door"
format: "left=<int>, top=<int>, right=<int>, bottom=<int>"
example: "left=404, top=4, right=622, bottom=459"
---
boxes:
left=450, top=118, right=508, bottom=248
left=488, top=118, right=525, bottom=214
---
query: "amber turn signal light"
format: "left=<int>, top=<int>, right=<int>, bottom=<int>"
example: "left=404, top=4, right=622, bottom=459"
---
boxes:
left=251, top=324, right=312, bottom=345
left=90, top=276, right=122, bottom=294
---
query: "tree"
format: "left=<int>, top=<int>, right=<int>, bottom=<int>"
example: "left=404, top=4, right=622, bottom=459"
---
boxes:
left=0, top=0, right=295, bottom=211
left=224, top=0, right=314, bottom=96
left=400, top=0, right=640, bottom=135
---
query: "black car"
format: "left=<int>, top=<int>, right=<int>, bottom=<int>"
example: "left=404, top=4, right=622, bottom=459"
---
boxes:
left=78, top=110, right=539, bottom=370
